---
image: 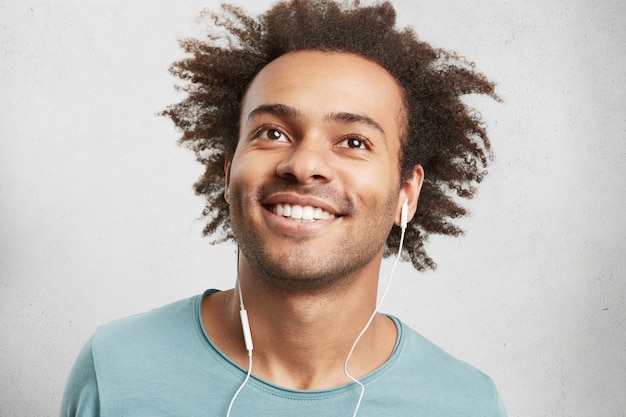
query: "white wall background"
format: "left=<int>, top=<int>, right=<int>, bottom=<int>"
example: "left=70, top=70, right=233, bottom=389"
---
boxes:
left=1, top=0, right=625, bottom=416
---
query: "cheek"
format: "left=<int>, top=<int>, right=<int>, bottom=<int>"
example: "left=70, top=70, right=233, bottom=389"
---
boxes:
left=227, top=166, right=259, bottom=211
left=364, top=172, right=400, bottom=216
left=228, top=174, right=246, bottom=204
left=340, top=163, right=398, bottom=198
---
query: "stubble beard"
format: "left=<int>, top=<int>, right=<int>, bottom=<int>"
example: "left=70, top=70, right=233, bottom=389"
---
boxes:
left=229, top=182, right=398, bottom=296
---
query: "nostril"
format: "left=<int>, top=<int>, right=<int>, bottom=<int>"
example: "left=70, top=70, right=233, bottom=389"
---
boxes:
left=275, top=144, right=334, bottom=184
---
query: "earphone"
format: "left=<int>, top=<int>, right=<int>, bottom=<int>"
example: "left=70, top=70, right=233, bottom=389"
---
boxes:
left=226, top=250, right=254, bottom=417
left=227, top=198, right=409, bottom=417
left=343, top=198, right=408, bottom=417
left=401, top=197, right=408, bottom=229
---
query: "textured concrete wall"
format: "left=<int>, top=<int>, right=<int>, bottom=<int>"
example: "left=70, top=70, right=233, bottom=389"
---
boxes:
left=1, top=1, right=625, bottom=416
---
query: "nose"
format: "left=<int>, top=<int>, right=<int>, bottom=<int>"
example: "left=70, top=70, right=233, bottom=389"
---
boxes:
left=275, top=138, right=334, bottom=184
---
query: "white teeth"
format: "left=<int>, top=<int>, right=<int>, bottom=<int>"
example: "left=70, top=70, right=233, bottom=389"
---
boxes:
left=302, top=206, right=314, bottom=220
left=271, top=203, right=335, bottom=221
left=290, top=205, right=303, bottom=219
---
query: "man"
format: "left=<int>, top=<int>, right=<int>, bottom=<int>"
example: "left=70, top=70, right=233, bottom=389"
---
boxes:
left=62, top=1, right=506, bottom=416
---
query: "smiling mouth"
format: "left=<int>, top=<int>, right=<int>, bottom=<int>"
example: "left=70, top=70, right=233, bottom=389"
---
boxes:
left=269, top=203, right=337, bottom=223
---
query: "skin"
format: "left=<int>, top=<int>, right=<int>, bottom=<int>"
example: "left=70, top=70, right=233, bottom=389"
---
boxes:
left=202, top=50, right=424, bottom=390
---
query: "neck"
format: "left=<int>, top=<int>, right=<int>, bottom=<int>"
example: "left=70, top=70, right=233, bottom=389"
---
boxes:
left=202, top=252, right=397, bottom=390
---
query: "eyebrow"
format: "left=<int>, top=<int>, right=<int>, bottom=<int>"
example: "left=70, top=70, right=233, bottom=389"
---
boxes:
left=247, top=104, right=299, bottom=120
left=247, top=104, right=387, bottom=138
left=329, top=111, right=385, bottom=137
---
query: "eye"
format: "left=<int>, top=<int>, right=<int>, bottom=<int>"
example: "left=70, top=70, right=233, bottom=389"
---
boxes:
left=337, top=137, right=370, bottom=150
left=257, top=128, right=288, bottom=142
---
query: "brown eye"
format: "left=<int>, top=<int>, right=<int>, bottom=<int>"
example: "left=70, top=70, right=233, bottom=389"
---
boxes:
left=337, top=137, right=368, bottom=149
left=258, top=128, right=287, bottom=142
left=347, top=138, right=364, bottom=148
left=267, top=129, right=282, bottom=140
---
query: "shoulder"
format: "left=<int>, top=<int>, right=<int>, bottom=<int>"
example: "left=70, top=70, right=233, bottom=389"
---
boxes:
left=385, top=318, right=507, bottom=416
left=90, top=292, right=211, bottom=362
left=60, top=291, right=221, bottom=416
left=94, top=294, right=201, bottom=342
left=83, top=291, right=219, bottom=384
left=60, top=336, right=100, bottom=417
left=394, top=318, right=491, bottom=379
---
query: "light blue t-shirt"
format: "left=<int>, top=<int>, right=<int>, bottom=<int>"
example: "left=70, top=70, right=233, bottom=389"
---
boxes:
left=61, top=290, right=507, bottom=417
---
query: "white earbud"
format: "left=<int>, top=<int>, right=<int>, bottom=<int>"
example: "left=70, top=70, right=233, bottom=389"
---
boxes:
left=401, top=198, right=408, bottom=229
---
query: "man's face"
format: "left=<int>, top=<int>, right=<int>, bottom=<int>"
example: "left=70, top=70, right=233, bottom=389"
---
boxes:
left=226, top=50, right=411, bottom=291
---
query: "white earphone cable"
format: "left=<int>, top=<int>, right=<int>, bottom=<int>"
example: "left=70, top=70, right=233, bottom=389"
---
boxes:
left=343, top=203, right=408, bottom=417
left=226, top=249, right=254, bottom=417
left=227, top=200, right=409, bottom=417
left=226, top=351, right=252, bottom=417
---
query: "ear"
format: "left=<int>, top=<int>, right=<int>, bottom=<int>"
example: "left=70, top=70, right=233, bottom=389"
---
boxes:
left=224, top=158, right=232, bottom=203
left=394, top=164, right=424, bottom=227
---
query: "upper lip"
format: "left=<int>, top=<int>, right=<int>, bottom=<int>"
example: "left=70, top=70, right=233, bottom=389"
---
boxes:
left=262, top=193, right=343, bottom=216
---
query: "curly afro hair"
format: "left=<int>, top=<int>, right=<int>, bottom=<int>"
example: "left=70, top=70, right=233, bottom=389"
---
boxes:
left=162, top=0, right=499, bottom=271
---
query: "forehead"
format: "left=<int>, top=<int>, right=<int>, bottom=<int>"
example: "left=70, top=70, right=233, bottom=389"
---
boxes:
left=241, top=50, right=406, bottom=137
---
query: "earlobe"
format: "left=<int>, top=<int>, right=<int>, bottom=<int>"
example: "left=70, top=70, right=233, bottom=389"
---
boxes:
left=394, top=164, right=424, bottom=226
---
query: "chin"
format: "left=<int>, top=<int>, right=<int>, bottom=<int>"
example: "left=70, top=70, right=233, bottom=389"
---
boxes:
left=250, top=251, right=365, bottom=295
